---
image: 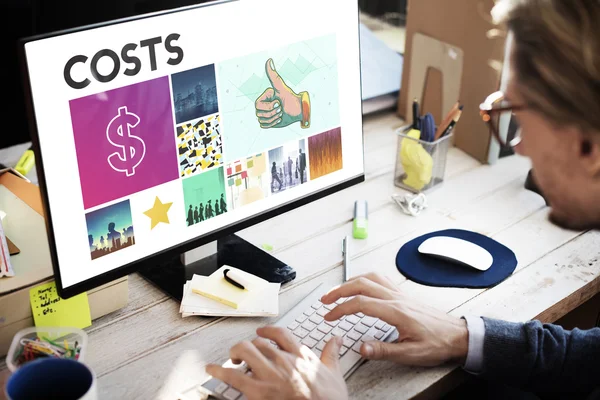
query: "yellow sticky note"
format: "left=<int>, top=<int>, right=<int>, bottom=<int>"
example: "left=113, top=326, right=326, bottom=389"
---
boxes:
left=29, top=281, right=92, bottom=329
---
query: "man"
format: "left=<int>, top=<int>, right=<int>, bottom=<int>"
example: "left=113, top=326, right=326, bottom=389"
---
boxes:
left=298, top=148, right=307, bottom=184
left=206, top=1, right=600, bottom=399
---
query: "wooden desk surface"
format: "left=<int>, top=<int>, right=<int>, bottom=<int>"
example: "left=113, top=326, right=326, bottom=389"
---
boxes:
left=2, top=111, right=599, bottom=399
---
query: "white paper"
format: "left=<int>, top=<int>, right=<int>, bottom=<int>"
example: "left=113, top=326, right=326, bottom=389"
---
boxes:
left=179, top=272, right=280, bottom=317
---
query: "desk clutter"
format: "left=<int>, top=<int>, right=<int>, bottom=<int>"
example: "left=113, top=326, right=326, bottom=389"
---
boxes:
left=180, top=266, right=280, bottom=317
left=5, top=326, right=88, bottom=373
left=394, top=100, right=462, bottom=193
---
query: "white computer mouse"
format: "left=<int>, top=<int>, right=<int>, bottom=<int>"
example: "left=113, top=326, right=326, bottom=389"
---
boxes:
left=417, top=236, right=493, bottom=271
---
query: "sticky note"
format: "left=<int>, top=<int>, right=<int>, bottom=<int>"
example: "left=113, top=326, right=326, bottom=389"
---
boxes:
left=247, top=160, right=254, bottom=168
left=29, top=282, right=92, bottom=329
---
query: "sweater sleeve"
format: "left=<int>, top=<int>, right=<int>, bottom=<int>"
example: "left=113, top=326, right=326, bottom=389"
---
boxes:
left=476, top=317, right=600, bottom=397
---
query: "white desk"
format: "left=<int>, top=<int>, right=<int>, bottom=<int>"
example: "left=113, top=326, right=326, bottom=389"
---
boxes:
left=2, top=111, right=599, bottom=400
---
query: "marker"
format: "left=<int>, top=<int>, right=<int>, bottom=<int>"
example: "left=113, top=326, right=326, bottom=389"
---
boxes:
left=223, top=268, right=249, bottom=290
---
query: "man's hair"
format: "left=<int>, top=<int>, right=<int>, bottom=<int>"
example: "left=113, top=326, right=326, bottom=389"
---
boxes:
left=492, top=0, right=600, bottom=134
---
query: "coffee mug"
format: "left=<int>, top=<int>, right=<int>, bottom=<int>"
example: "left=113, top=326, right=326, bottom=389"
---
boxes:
left=5, top=358, right=97, bottom=400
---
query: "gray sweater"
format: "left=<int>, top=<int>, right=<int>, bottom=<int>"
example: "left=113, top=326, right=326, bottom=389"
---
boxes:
left=480, top=317, right=600, bottom=399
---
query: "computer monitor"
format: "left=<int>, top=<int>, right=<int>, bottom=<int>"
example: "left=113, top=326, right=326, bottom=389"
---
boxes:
left=19, top=0, right=365, bottom=299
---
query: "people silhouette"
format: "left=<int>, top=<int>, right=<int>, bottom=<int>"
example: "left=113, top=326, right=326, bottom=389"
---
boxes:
left=108, top=222, right=121, bottom=250
left=215, top=199, right=221, bottom=215
left=88, top=234, right=95, bottom=252
left=271, top=161, right=283, bottom=191
left=199, top=203, right=205, bottom=222
left=194, top=206, right=199, bottom=224
left=220, top=194, right=227, bottom=213
left=100, top=235, right=105, bottom=249
left=287, top=156, right=293, bottom=184
left=187, top=204, right=194, bottom=226
left=206, top=200, right=214, bottom=219
left=298, top=148, right=307, bottom=184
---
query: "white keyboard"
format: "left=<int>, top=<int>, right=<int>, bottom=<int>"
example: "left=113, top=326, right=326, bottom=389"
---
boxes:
left=179, top=283, right=397, bottom=400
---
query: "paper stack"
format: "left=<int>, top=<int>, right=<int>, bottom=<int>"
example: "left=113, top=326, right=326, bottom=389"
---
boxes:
left=179, top=265, right=280, bottom=317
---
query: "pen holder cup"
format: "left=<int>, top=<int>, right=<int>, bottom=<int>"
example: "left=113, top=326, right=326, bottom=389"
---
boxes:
left=394, top=125, right=453, bottom=193
left=6, top=326, right=88, bottom=372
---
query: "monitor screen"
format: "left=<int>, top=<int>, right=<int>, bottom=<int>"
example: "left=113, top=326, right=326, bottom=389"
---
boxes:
left=20, top=0, right=364, bottom=297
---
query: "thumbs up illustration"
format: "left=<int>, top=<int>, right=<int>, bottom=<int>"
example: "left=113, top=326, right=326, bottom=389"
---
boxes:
left=255, top=58, right=311, bottom=129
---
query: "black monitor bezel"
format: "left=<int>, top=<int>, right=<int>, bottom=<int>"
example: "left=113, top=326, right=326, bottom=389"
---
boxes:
left=18, top=0, right=365, bottom=299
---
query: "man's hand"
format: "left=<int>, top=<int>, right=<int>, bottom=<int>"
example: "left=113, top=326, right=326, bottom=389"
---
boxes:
left=255, top=58, right=309, bottom=129
left=320, top=273, right=469, bottom=367
left=206, top=326, right=348, bottom=400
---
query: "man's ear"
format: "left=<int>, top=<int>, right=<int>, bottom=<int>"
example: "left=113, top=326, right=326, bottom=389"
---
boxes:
left=579, top=133, right=600, bottom=177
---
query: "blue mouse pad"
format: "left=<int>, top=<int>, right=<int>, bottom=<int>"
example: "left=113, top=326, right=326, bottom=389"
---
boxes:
left=396, top=229, right=517, bottom=288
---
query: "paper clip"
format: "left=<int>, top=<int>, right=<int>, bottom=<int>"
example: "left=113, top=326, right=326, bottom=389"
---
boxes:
left=391, top=193, right=428, bottom=217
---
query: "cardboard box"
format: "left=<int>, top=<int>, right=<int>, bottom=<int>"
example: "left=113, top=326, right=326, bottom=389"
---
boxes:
left=0, top=169, right=128, bottom=356
left=398, top=0, right=507, bottom=164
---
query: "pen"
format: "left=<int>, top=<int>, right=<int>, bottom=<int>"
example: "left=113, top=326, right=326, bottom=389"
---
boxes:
left=342, top=236, right=350, bottom=282
left=223, top=268, right=245, bottom=290
left=412, top=98, right=420, bottom=130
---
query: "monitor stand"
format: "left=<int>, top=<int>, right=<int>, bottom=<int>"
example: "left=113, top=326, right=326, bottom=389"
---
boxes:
left=138, top=234, right=296, bottom=301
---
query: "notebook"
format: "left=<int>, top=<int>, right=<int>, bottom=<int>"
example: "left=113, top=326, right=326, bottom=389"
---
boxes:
left=179, top=266, right=280, bottom=318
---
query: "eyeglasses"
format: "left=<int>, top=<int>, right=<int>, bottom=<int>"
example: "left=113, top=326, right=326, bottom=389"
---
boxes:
left=479, top=91, right=525, bottom=149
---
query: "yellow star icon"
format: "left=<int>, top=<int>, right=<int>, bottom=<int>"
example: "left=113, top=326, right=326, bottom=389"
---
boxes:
left=143, top=196, right=173, bottom=229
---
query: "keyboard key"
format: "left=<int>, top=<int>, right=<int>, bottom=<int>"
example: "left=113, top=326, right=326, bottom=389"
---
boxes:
left=316, top=308, right=329, bottom=317
left=323, top=303, right=336, bottom=310
left=287, top=321, right=299, bottom=331
left=375, top=331, right=385, bottom=340
left=323, top=333, right=333, bottom=343
left=301, top=321, right=317, bottom=332
left=335, top=297, right=347, bottom=305
left=215, top=382, right=229, bottom=394
left=381, top=323, right=392, bottom=332
left=309, top=315, right=324, bottom=325
left=361, top=335, right=375, bottom=343
left=296, top=314, right=308, bottom=323
left=324, top=319, right=339, bottom=327
left=317, top=323, right=332, bottom=334
left=338, top=321, right=353, bottom=331
left=310, top=330, right=326, bottom=341
left=311, top=301, right=322, bottom=309
left=356, top=312, right=365, bottom=318
left=342, top=337, right=355, bottom=348
left=354, top=324, right=368, bottom=334
left=347, top=330, right=362, bottom=341
left=331, top=327, right=345, bottom=337
left=375, top=321, right=385, bottom=330
left=361, top=317, right=377, bottom=327
left=313, top=348, right=322, bottom=358
left=293, top=327, right=310, bottom=339
left=223, top=387, right=241, bottom=400
left=303, top=308, right=315, bottom=317
left=345, top=315, right=361, bottom=325
left=339, top=346, right=349, bottom=356
left=301, top=337, right=318, bottom=348
left=316, top=341, right=326, bottom=351
left=239, top=396, right=248, bottom=400
left=352, top=341, right=363, bottom=353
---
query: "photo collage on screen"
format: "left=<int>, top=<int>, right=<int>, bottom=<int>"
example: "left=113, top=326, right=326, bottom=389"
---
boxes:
left=69, top=33, right=343, bottom=261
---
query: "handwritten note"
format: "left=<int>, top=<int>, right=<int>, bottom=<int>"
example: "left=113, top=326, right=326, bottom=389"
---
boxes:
left=29, top=281, right=92, bottom=329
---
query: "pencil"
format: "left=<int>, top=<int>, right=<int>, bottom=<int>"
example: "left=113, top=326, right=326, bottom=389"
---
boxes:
left=441, top=107, right=464, bottom=138
left=434, top=101, right=460, bottom=140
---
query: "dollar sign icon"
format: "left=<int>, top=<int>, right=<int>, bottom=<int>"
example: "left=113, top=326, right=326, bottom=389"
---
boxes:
left=106, top=106, right=145, bottom=177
